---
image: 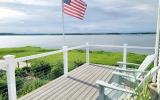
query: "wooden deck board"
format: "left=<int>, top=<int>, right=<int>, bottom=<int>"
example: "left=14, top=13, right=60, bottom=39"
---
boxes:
left=47, top=65, right=99, bottom=99
left=19, top=64, right=90, bottom=100
left=84, top=68, right=113, bottom=100
left=60, top=65, right=106, bottom=100
left=19, top=64, right=114, bottom=100
left=78, top=68, right=110, bottom=100
left=29, top=64, right=91, bottom=100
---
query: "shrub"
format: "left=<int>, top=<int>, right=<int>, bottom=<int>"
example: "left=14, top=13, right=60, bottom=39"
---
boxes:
left=49, top=61, right=63, bottom=80
left=31, top=60, right=52, bottom=79
left=0, top=80, right=7, bottom=93
left=0, top=80, right=8, bottom=100
left=0, top=93, right=7, bottom=100
left=0, top=94, right=2, bottom=100
left=16, top=77, right=26, bottom=91
left=15, top=67, right=32, bottom=78
left=16, top=68, right=28, bottom=77
left=0, top=70, right=6, bottom=80
left=0, top=71, right=8, bottom=100
left=73, top=60, right=84, bottom=68
left=22, top=67, right=32, bottom=73
left=75, top=50, right=85, bottom=53
left=17, top=79, right=48, bottom=97
left=68, top=60, right=84, bottom=71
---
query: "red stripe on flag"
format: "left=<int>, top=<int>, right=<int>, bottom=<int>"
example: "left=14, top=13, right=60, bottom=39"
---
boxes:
left=71, top=1, right=86, bottom=10
left=70, top=3, right=85, bottom=13
left=75, top=0, right=87, bottom=7
left=64, top=10, right=83, bottom=20
left=64, top=7, right=84, bottom=18
left=74, top=0, right=87, bottom=8
left=64, top=4, right=84, bottom=15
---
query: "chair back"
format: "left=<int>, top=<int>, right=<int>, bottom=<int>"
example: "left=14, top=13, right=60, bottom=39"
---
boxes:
left=138, top=66, right=160, bottom=88
left=136, top=54, right=155, bottom=78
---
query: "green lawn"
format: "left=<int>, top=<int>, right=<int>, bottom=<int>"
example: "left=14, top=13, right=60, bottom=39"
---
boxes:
left=0, top=46, right=53, bottom=58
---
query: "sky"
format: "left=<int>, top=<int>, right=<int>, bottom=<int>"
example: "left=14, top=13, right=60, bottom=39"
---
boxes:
left=0, top=0, right=158, bottom=34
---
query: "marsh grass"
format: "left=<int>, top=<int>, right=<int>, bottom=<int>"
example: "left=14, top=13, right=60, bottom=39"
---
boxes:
left=0, top=46, right=146, bottom=67
left=135, top=82, right=152, bottom=100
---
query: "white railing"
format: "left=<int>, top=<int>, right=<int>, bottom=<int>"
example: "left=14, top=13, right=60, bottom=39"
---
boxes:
left=0, top=43, right=155, bottom=100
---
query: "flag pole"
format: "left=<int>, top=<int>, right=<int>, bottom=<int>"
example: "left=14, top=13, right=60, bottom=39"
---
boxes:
left=62, top=0, right=65, bottom=46
left=154, top=0, right=160, bottom=67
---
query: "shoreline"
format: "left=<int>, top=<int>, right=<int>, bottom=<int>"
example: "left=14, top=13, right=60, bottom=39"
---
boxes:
left=0, top=32, right=155, bottom=36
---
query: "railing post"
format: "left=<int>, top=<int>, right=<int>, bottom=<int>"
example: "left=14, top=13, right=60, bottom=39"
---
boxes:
left=4, top=55, right=17, bottom=100
left=123, top=43, right=128, bottom=68
left=63, top=46, right=68, bottom=77
left=86, top=42, right=90, bottom=65
left=98, top=85, right=105, bottom=100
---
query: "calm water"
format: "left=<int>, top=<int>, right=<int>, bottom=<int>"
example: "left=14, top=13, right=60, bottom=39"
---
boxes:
left=0, top=34, right=156, bottom=54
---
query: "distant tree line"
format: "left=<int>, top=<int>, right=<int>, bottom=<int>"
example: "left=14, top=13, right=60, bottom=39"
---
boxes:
left=0, top=32, right=155, bottom=36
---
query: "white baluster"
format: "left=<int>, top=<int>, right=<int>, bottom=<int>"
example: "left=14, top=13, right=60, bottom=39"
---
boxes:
left=86, top=42, right=90, bottom=65
left=63, top=46, right=68, bottom=77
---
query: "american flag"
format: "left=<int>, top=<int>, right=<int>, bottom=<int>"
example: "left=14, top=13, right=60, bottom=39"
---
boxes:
left=64, top=0, right=87, bottom=20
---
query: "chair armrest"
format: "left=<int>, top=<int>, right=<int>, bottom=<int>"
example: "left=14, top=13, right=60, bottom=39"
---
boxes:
left=112, top=71, right=136, bottom=79
left=96, top=80, right=136, bottom=94
left=112, top=71, right=144, bottom=81
left=117, top=62, right=140, bottom=66
left=115, top=67, right=147, bottom=73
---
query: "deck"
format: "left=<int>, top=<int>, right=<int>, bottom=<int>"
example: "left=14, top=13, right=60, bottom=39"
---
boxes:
left=19, top=64, right=114, bottom=100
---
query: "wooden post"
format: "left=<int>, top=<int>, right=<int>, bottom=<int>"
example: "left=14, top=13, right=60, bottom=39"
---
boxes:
left=63, top=46, right=68, bottom=77
left=98, top=85, right=105, bottom=100
left=26, top=60, right=28, bottom=67
left=123, top=43, right=128, bottom=68
left=4, top=55, right=17, bottom=100
left=86, top=42, right=90, bottom=65
left=17, top=62, right=19, bottom=68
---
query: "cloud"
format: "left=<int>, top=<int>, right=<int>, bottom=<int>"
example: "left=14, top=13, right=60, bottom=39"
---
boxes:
left=0, top=7, right=28, bottom=21
left=0, top=0, right=59, bottom=6
left=0, top=0, right=158, bottom=33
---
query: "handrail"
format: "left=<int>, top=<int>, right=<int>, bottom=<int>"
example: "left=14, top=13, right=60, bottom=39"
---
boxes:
left=16, top=50, right=63, bottom=62
left=91, top=44, right=154, bottom=50
left=90, top=44, right=124, bottom=48
left=67, top=45, right=87, bottom=51
left=127, top=46, right=154, bottom=49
